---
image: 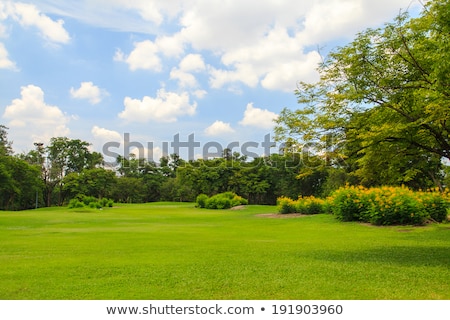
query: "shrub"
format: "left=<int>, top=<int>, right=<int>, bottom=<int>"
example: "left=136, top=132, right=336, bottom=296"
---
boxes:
left=82, top=196, right=98, bottom=206
left=68, top=196, right=114, bottom=210
left=419, top=192, right=449, bottom=223
left=277, top=196, right=297, bottom=214
left=89, top=201, right=102, bottom=209
left=205, top=194, right=231, bottom=209
left=277, top=196, right=324, bottom=215
left=279, top=186, right=449, bottom=225
left=68, top=199, right=85, bottom=209
left=330, top=186, right=372, bottom=222
left=196, top=194, right=209, bottom=208
left=231, top=195, right=248, bottom=207
left=198, top=192, right=248, bottom=210
left=329, top=186, right=449, bottom=225
left=100, top=198, right=115, bottom=208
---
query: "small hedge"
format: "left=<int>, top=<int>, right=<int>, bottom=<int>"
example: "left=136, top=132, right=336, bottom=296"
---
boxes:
left=196, top=192, right=248, bottom=209
left=68, top=195, right=114, bottom=210
left=277, top=196, right=324, bottom=215
left=277, top=186, right=449, bottom=226
left=330, top=186, right=449, bottom=225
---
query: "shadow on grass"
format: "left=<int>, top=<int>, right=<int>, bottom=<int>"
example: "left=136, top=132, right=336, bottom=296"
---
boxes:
left=311, top=246, right=450, bottom=268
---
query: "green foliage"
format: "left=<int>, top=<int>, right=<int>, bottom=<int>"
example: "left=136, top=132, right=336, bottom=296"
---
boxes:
left=195, top=194, right=208, bottom=208
left=277, top=196, right=324, bottom=215
left=89, top=201, right=102, bottom=209
left=67, top=198, right=85, bottom=209
left=277, top=196, right=297, bottom=214
left=329, top=186, right=449, bottom=225
left=67, top=195, right=114, bottom=210
left=198, top=192, right=248, bottom=210
left=275, top=1, right=450, bottom=189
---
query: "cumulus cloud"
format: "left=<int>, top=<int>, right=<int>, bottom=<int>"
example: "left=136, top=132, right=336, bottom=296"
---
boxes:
left=179, top=54, right=206, bottom=72
left=0, top=42, right=16, bottom=70
left=7, top=2, right=70, bottom=44
left=91, top=126, right=121, bottom=142
left=204, top=120, right=235, bottom=136
left=114, top=41, right=162, bottom=72
left=70, top=82, right=109, bottom=105
left=209, top=26, right=322, bottom=91
left=170, top=53, right=206, bottom=88
left=118, top=89, right=197, bottom=123
left=115, top=33, right=184, bottom=71
left=29, top=0, right=417, bottom=92
left=2, top=84, right=70, bottom=146
left=239, top=103, right=278, bottom=129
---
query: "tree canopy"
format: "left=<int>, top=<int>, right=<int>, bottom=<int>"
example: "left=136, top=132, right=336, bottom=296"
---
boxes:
left=275, top=0, right=450, bottom=188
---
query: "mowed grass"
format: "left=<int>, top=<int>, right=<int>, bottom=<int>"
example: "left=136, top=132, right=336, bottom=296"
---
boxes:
left=0, top=203, right=449, bottom=300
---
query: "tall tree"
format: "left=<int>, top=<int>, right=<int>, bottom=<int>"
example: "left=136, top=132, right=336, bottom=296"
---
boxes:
left=275, top=0, right=450, bottom=189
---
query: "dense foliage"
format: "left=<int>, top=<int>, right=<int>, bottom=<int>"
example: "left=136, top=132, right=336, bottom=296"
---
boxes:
left=278, top=186, right=449, bottom=225
left=196, top=192, right=248, bottom=209
left=68, top=195, right=114, bottom=210
left=275, top=0, right=450, bottom=190
left=277, top=196, right=325, bottom=215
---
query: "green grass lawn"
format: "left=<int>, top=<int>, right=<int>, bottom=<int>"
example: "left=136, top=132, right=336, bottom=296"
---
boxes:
left=0, top=203, right=449, bottom=300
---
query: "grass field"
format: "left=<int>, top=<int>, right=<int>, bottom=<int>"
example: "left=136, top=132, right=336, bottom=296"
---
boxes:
left=0, top=203, right=449, bottom=300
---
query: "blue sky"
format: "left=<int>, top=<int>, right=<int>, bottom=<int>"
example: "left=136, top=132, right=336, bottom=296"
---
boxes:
left=0, top=0, right=421, bottom=162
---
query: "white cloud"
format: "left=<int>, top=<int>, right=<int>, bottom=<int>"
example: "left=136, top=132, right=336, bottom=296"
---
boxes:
left=2, top=84, right=70, bottom=147
left=170, top=53, right=206, bottom=88
left=70, top=81, right=109, bottom=105
left=115, top=40, right=162, bottom=72
left=209, top=26, right=322, bottom=91
left=119, top=89, right=197, bottom=123
left=155, top=34, right=185, bottom=58
left=91, top=126, right=121, bottom=142
left=170, top=68, right=198, bottom=88
left=192, top=89, right=207, bottom=99
left=179, top=54, right=206, bottom=72
left=9, top=2, right=70, bottom=44
left=239, top=103, right=278, bottom=129
left=0, top=42, right=16, bottom=70
left=204, top=120, right=235, bottom=136
left=29, top=0, right=417, bottom=92
left=115, top=33, right=185, bottom=71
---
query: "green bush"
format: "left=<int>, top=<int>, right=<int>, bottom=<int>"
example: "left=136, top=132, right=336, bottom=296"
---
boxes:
left=89, top=201, right=102, bottom=209
left=198, top=192, right=248, bottom=210
left=82, top=196, right=98, bottom=206
left=99, top=198, right=115, bottom=208
left=329, top=186, right=449, bottom=225
left=330, top=186, right=371, bottom=222
left=205, top=195, right=231, bottom=209
left=277, top=197, right=297, bottom=214
left=419, top=193, right=449, bottom=223
left=277, top=196, right=325, bottom=215
left=278, top=186, right=449, bottom=225
left=68, top=196, right=114, bottom=210
left=68, top=199, right=85, bottom=209
left=231, top=195, right=248, bottom=207
left=196, top=194, right=209, bottom=208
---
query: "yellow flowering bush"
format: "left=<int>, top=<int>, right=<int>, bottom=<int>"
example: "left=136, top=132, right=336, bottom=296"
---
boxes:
left=331, top=186, right=449, bottom=225
left=277, top=196, right=324, bottom=215
left=278, top=186, right=449, bottom=225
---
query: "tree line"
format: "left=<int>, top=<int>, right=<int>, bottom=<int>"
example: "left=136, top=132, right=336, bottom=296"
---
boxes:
left=0, top=124, right=330, bottom=210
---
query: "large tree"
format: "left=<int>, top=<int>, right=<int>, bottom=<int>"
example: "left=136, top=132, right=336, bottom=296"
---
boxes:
left=275, top=0, right=450, bottom=189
